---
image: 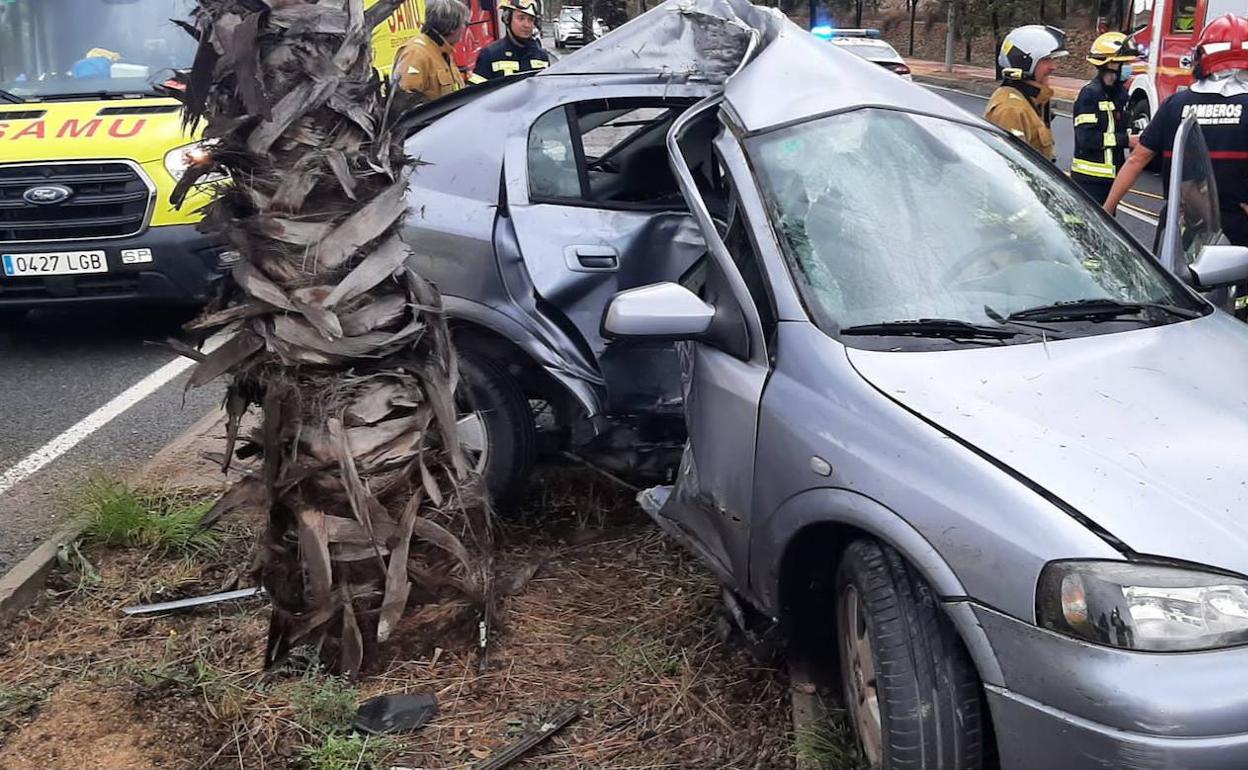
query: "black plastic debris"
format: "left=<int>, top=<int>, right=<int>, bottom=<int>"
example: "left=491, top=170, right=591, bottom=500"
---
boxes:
left=352, top=692, right=439, bottom=735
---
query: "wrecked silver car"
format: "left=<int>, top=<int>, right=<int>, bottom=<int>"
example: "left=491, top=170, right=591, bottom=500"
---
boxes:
left=401, top=1, right=1248, bottom=767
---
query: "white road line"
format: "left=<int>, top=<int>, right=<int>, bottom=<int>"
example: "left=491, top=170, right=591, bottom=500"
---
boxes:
left=0, top=333, right=228, bottom=497
left=1119, top=202, right=1160, bottom=226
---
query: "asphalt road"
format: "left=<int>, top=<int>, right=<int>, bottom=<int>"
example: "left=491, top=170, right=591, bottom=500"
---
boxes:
left=0, top=307, right=221, bottom=574
left=0, top=82, right=1170, bottom=579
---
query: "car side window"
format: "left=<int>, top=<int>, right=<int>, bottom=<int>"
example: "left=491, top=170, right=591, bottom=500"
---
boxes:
left=526, top=98, right=695, bottom=207
left=1170, top=0, right=1197, bottom=32
left=528, top=107, right=581, bottom=199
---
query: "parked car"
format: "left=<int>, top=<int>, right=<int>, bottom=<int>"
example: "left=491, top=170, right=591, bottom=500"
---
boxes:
left=401, top=1, right=1248, bottom=766
left=810, top=26, right=913, bottom=78
left=553, top=6, right=605, bottom=48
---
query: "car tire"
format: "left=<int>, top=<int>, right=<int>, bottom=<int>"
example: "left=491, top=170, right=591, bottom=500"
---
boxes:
left=455, top=352, right=536, bottom=514
left=1128, top=98, right=1161, bottom=173
left=835, top=539, right=985, bottom=769
left=0, top=309, right=28, bottom=327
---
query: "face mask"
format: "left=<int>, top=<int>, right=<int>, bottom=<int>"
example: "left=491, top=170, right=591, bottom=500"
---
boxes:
left=1119, top=64, right=1134, bottom=82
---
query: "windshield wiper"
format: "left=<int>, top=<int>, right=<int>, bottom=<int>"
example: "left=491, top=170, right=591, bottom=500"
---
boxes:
left=839, top=318, right=1026, bottom=342
left=0, top=88, right=22, bottom=105
left=1007, top=298, right=1204, bottom=324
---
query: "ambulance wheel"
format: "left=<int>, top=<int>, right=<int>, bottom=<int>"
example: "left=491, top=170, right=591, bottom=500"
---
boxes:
left=0, top=309, right=27, bottom=327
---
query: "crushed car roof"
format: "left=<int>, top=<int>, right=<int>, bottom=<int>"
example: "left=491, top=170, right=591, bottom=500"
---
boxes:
left=540, top=0, right=977, bottom=133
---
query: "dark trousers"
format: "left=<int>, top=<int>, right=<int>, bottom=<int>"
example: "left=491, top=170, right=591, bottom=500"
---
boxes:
left=1223, top=209, right=1248, bottom=248
left=1072, top=174, right=1113, bottom=205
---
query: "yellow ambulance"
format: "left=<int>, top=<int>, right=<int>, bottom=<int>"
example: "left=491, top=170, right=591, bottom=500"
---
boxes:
left=0, top=0, right=422, bottom=319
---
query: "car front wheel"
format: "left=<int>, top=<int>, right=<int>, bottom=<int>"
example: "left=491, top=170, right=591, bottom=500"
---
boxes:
left=455, top=352, right=536, bottom=514
left=835, top=539, right=985, bottom=769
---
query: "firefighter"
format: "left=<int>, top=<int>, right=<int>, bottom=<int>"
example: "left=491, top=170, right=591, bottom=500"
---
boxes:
left=1070, top=32, right=1141, bottom=204
left=395, top=0, right=470, bottom=101
left=1105, top=14, right=1248, bottom=247
left=470, top=0, right=550, bottom=83
left=985, top=25, right=1069, bottom=161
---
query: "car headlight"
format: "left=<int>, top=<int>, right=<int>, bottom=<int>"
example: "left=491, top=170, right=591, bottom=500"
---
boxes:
left=1038, top=560, right=1248, bottom=651
left=163, top=140, right=225, bottom=184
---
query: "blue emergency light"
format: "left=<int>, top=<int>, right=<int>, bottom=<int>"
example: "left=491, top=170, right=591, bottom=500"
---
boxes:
left=811, top=26, right=881, bottom=40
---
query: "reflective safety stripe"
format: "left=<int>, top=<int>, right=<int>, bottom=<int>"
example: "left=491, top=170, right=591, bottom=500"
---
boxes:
left=1098, top=100, right=1116, bottom=111
left=492, top=60, right=521, bottom=74
left=530, top=59, right=549, bottom=69
left=468, top=72, right=488, bottom=83
left=1104, top=110, right=1117, bottom=161
left=1010, top=129, right=1026, bottom=138
left=1074, top=113, right=1098, bottom=126
left=1072, top=157, right=1116, bottom=178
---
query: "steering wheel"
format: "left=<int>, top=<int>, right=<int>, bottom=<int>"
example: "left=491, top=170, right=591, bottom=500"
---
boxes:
left=940, top=237, right=1032, bottom=287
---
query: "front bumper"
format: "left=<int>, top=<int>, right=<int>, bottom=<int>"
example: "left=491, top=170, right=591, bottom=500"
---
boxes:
left=972, top=604, right=1248, bottom=769
left=0, top=224, right=228, bottom=309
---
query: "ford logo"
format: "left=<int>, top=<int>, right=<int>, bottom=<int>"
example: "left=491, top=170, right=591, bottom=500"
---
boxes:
left=22, top=184, right=74, bottom=206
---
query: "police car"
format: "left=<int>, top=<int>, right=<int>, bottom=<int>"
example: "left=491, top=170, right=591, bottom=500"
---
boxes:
left=811, top=26, right=913, bottom=79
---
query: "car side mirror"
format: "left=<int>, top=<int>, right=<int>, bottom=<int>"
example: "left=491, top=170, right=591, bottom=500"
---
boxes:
left=1188, top=244, right=1248, bottom=291
left=602, top=282, right=715, bottom=339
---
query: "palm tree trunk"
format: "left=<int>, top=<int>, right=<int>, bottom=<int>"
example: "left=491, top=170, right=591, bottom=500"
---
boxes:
left=176, top=0, right=494, bottom=677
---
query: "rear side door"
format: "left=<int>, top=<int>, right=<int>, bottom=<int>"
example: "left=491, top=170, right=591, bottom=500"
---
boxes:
left=504, top=96, right=708, bottom=414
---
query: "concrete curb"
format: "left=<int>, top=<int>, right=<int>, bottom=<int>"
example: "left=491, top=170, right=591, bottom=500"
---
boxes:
left=915, top=72, right=1076, bottom=114
left=0, top=522, right=87, bottom=626
left=789, top=660, right=830, bottom=769
left=0, top=406, right=227, bottom=625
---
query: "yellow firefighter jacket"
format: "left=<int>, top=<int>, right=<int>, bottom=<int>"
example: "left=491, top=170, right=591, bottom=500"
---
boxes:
left=985, top=81, right=1057, bottom=162
left=396, top=31, right=464, bottom=102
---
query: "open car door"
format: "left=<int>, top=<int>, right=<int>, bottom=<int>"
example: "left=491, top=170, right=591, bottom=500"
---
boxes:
left=1156, top=115, right=1248, bottom=314
left=1158, top=115, right=1222, bottom=278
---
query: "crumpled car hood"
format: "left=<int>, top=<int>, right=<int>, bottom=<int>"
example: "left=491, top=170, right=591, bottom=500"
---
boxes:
left=845, top=313, right=1248, bottom=575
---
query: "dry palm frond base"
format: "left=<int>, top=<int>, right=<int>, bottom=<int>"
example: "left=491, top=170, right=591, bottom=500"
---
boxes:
left=0, top=470, right=793, bottom=770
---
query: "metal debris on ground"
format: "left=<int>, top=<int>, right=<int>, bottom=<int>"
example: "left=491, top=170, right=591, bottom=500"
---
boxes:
left=121, top=586, right=265, bottom=616
left=471, top=703, right=584, bottom=770
left=353, top=692, right=439, bottom=735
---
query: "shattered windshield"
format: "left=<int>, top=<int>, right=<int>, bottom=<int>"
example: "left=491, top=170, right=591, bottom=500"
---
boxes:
left=750, top=108, right=1203, bottom=345
left=0, top=0, right=197, bottom=100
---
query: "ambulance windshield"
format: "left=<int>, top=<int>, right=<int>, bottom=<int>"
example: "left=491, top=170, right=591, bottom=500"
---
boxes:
left=0, top=0, right=198, bottom=101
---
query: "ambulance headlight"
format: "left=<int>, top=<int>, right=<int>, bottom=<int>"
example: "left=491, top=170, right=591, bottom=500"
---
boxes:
left=164, top=140, right=225, bottom=184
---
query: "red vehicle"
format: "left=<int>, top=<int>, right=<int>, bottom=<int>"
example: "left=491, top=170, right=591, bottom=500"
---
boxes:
left=453, top=0, right=502, bottom=73
left=1125, top=0, right=1246, bottom=128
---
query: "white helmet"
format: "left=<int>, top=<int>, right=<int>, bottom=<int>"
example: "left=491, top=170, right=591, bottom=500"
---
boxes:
left=998, top=25, right=1069, bottom=80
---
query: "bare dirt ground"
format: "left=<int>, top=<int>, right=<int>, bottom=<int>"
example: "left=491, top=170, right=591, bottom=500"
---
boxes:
left=0, top=467, right=795, bottom=770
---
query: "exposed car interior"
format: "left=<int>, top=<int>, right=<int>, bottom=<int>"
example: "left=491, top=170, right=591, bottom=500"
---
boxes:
left=527, top=97, right=720, bottom=210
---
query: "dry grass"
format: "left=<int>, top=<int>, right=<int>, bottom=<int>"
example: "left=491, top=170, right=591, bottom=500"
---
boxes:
left=0, top=469, right=794, bottom=770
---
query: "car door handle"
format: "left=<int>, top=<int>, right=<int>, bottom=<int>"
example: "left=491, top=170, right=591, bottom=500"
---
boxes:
left=1180, top=54, right=1194, bottom=69
left=564, top=245, right=619, bottom=272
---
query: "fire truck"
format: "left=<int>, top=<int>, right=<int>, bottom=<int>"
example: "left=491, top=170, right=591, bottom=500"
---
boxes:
left=1124, top=0, right=1247, bottom=129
